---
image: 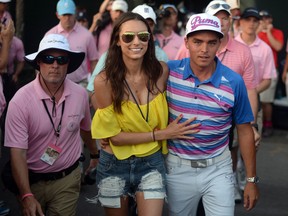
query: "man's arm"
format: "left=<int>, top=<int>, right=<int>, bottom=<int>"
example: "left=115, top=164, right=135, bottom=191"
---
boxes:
left=266, top=25, right=283, bottom=52
left=0, top=19, right=14, bottom=70
left=236, top=123, right=259, bottom=211
left=11, top=148, right=44, bottom=216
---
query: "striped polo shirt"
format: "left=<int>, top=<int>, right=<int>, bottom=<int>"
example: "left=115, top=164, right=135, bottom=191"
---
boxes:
left=167, top=57, right=253, bottom=160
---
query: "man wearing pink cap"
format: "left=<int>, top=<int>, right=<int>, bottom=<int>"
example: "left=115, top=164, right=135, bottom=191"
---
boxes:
left=4, top=34, right=99, bottom=216
left=166, top=12, right=258, bottom=216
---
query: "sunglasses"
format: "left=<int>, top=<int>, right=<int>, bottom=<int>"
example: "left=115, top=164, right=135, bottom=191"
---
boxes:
left=40, top=55, right=69, bottom=65
left=209, top=3, right=231, bottom=10
left=121, top=31, right=150, bottom=43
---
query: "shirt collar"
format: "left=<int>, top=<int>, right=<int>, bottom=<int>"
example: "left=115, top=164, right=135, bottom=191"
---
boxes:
left=183, top=57, right=222, bottom=88
left=34, top=73, right=71, bottom=102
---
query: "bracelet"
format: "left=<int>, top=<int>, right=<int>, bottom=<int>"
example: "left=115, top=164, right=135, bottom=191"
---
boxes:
left=21, top=193, right=34, bottom=201
left=152, top=130, right=156, bottom=142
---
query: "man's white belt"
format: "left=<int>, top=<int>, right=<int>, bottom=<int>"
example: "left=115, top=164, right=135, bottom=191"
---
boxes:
left=167, top=147, right=230, bottom=168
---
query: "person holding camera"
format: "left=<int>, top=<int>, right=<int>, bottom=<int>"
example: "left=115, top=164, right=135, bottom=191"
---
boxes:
left=89, top=0, right=128, bottom=57
left=155, top=4, right=183, bottom=60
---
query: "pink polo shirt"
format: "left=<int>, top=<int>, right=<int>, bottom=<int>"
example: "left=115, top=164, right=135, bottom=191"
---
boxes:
left=235, top=35, right=276, bottom=85
left=7, top=36, right=25, bottom=75
left=0, top=76, right=6, bottom=117
left=174, top=36, right=257, bottom=89
left=217, top=36, right=256, bottom=89
left=46, top=22, right=99, bottom=83
left=155, top=31, right=183, bottom=60
left=5, top=74, right=91, bottom=173
left=94, top=23, right=113, bottom=57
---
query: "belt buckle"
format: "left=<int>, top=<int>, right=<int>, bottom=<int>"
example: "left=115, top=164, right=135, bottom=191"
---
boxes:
left=190, top=159, right=208, bottom=168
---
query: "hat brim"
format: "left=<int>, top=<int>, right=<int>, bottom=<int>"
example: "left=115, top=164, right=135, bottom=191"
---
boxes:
left=25, top=49, right=85, bottom=74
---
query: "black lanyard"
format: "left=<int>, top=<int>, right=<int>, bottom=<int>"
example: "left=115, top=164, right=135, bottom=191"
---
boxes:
left=124, top=80, right=150, bottom=122
left=42, top=99, right=65, bottom=138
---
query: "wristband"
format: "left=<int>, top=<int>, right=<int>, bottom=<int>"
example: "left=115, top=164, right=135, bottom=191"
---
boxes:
left=90, top=153, right=100, bottom=159
left=21, top=193, right=34, bottom=201
left=251, top=123, right=259, bottom=131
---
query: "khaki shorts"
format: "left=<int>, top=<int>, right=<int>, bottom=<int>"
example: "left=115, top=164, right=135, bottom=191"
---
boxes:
left=260, top=76, right=278, bottom=103
left=31, top=166, right=81, bottom=215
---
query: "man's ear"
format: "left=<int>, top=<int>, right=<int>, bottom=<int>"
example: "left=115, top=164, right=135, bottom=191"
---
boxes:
left=184, top=37, right=189, bottom=49
left=56, top=12, right=60, bottom=20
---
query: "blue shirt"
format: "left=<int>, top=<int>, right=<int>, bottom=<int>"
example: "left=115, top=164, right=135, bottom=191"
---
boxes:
left=167, top=57, right=253, bottom=159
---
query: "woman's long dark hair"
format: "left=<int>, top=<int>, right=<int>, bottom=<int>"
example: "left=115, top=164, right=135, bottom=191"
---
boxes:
left=105, top=12, right=163, bottom=114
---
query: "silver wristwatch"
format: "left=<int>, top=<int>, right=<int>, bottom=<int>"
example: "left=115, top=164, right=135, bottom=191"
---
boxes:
left=246, top=176, right=259, bottom=184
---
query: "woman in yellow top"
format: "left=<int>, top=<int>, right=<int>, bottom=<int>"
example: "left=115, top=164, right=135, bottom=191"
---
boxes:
left=91, top=12, right=199, bottom=216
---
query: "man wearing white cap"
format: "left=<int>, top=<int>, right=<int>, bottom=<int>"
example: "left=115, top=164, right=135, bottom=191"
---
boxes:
left=46, top=0, right=99, bottom=87
left=4, top=34, right=99, bottom=216
left=166, top=13, right=258, bottom=215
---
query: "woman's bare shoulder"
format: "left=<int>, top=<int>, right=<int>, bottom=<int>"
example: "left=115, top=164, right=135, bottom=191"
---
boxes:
left=93, top=71, right=113, bottom=108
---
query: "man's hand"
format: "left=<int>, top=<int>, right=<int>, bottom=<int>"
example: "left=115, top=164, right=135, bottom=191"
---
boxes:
left=252, top=127, right=261, bottom=151
left=243, top=182, right=259, bottom=211
left=22, top=195, right=44, bottom=216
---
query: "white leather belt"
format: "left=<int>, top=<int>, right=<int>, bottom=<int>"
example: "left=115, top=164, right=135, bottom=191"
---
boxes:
left=167, top=147, right=230, bottom=168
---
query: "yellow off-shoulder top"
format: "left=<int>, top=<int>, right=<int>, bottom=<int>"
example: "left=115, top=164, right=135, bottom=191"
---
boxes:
left=91, top=92, right=168, bottom=160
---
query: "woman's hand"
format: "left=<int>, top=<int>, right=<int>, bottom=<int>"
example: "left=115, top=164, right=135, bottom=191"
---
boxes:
left=158, top=114, right=201, bottom=140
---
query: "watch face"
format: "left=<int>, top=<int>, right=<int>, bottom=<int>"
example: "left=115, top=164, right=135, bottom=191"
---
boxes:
left=247, top=176, right=259, bottom=183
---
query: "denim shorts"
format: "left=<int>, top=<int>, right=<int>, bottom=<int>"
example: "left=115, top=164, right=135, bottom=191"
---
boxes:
left=95, top=150, right=166, bottom=208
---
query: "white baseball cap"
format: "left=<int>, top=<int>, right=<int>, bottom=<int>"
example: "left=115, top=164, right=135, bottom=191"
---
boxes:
left=132, top=4, right=157, bottom=24
left=25, top=34, right=85, bottom=74
left=111, top=0, right=128, bottom=13
left=205, top=0, right=231, bottom=15
left=185, top=13, right=224, bottom=38
left=0, top=0, right=11, bottom=3
left=226, top=0, right=240, bottom=10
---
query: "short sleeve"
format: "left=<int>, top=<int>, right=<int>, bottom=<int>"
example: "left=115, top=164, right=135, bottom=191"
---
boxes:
left=91, top=104, right=121, bottom=139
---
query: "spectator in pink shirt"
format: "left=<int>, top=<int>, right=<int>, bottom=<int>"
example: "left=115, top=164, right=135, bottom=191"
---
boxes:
left=235, top=8, right=276, bottom=125
left=155, top=4, right=183, bottom=60
left=46, top=0, right=99, bottom=87
left=89, top=0, right=128, bottom=57
left=4, top=34, right=99, bottom=216
left=0, top=16, right=14, bottom=216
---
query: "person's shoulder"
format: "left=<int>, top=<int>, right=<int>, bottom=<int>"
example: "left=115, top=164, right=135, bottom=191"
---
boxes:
left=167, top=58, right=188, bottom=69
left=230, top=38, right=250, bottom=50
left=93, top=71, right=111, bottom=94
left=218, top=60, right=242, bottom=79
left=11, top=80, right=35, bottom=102
left=257, top=37, right=273, bottom=52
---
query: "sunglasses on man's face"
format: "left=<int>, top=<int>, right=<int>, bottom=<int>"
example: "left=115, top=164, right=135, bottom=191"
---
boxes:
left=121, top=31, right=150, bottom=43
left=209, top=3, right=231, bottom=10
left=40, top=55, right=69, bottom=65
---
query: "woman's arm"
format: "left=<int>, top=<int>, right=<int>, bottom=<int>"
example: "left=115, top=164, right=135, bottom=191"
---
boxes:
left=110, top=115, right=200, bottom=146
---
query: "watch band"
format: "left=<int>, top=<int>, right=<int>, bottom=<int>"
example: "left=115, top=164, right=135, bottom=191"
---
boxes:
left=251, top=123, right=259, bottom=131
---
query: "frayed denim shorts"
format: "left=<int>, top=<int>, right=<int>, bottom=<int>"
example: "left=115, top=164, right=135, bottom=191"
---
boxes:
left=95, top=150, right=166, bottom=208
